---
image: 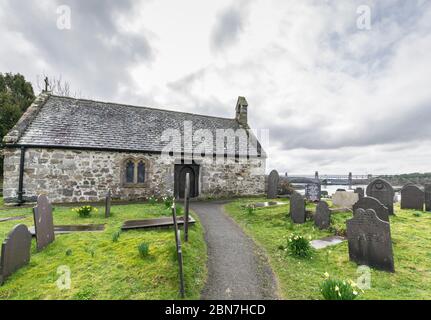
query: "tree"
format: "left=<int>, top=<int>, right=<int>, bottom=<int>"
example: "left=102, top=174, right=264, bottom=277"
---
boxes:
left=0, top=73, right=35, bottom=178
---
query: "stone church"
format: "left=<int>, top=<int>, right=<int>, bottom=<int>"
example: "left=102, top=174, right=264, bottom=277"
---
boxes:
left=2, top=93, right=266, bottom=204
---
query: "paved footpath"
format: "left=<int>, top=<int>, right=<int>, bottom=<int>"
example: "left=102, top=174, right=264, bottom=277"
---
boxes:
left=190, top=201, right=278, bottom=300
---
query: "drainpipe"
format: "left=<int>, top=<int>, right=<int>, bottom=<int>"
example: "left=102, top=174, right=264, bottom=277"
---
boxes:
left=17, top=146, right=26, bottom=205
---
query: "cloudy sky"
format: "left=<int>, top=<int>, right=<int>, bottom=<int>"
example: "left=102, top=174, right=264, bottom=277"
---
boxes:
left=1, top=0, right=430, bottom=175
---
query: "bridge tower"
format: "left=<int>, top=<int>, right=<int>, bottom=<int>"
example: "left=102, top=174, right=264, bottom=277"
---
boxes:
left=348, top=172, right=353, bottom=188
left=315, top=171, right=319, bottom=180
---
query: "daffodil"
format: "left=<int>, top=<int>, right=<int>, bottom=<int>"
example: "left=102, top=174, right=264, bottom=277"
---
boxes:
left=324, top=272, right=330, bottom=279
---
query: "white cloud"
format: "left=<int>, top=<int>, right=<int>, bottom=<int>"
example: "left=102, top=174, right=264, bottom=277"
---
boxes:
left=1, top=0, right=431, bottom=174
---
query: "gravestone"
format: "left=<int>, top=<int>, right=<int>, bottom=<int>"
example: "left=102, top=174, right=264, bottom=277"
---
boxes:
left=425, top=184, right=431, bottom=212
left=0, top=224, right=32, bottom=285
left=105, top=190, right=111, bottom=218
left=366, top=178, right=395, bottom=215
left=401, top=184, right=424, bottom=211
left=353, top=196, right=389, bottom=222
left=332, top=191, right=359, bottom=209
left=267, top=170, right=279, bottom=199
left=354, top=187, right=365, bottom=199
left=305, top=183, right=321, bottom=202
left=290, top=192, right=306, bottom=224
left=32, top=194, right=55, bottom=251
left=346, top=208, right=394, bottom=272
left=314, top=201, right=330, bottom=230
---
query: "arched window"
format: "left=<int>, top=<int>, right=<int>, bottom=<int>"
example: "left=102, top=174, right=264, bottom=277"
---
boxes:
left=126, top=160, right=135, bottom=183
left=137, top=161, right=145, bottom=183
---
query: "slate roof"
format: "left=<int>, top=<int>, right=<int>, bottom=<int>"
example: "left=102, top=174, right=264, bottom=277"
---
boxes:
left=8, top=94, right=264, bottom=157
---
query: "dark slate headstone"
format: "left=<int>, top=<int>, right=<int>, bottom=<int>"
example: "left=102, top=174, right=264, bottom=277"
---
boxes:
left=347, top=208, right=394, bottom=272
left=305, top=183, right=321, bottom=202
left=267, top=170, right=279, bottom=199
left=354, top=187, right=365, bottom=199
left=425, top=184, right=431, bottom=212
left=290, top=192, right=306, bottom=224
left=32, top=194, right=55, bottom=251
left=366, top=178, right=395, bottom=215
left=401, top=184, right=424, bottom=211
left=314, top=201, right=330, bottom=230
left=0, top=224, right=32, bottom=285
left=105, top=190, right=111, bottom=218
left=353, top=196, right=389, bottom=222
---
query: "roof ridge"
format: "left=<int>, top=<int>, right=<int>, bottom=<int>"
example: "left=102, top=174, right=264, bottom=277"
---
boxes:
left=49, top=94, right=237, bottom=122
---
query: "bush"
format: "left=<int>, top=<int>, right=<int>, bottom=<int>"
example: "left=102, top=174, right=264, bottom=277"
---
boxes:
left=286, top=234, right=313, bottom=258
left=413, top=212, right=422, bottom=217
left=162, top=196, right=174, bottom=209
left=72, top=205, right=98, bottom=218
left=65, top=248, right=73, bottom=256
left=320, top=273, right=359, bottom=300
left=112, top=230, right=121, bottom=242
left=148, top=196, right=157, bottom=205
left=138, top=242, right=150, bottom=258
left=245, top=204, right=256, bottom=215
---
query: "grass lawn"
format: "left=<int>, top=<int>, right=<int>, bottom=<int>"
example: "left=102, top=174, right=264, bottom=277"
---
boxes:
left=225, top=197, right=431, bottom=300
left=0, top=201, right=207, bottom=300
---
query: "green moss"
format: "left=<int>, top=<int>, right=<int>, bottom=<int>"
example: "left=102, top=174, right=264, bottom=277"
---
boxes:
left=225, top=197, right=431, bottom=300
left=0, top=201, right=207, bottom=300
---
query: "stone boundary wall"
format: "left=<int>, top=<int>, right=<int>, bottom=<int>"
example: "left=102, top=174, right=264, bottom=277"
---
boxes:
left=2, top=147, right=265, bottom=204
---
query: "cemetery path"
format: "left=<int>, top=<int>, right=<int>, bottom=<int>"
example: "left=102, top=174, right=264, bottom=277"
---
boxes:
left=190, top=201, right=279, bottom=300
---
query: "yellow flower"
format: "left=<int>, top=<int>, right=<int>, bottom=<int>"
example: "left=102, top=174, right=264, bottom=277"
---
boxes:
left=353, top=291, right=358, bottom=296
left=335, top=286, right=340, bottom=291
left=324, top=272, right=330, bottom=279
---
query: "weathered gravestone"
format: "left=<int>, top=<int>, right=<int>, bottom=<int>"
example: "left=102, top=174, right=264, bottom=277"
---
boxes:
left=267, top=170, right=279, bottom=199
left=332, top=191, right=359, bottom=209
left=33, top=194, right=55, bottom=251
left=401, top=184, right=424, bottom=211
left=425, top=184, right=431, bottom=212
left=105, top=190, right=111, bottom=218
left=366, top=178, right=395, bottom=215
left=0, top=224, right=32, bottom=285
left=346, top=208, right=394, bottom=272
left=354, top=187, right=365, bottom=199
left=305, top=183, right=321, bottom=202
left=290, top=192, right=306, bottom=224
left=314, top=201, right=330, bottom=230
left=353, top=196, right=389, bottom=222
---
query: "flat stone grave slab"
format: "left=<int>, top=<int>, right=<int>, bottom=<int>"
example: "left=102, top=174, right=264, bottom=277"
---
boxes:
left=311, top=236, right=346, bottom=250
left=0, top=216, right=26, bottom=223
left=252, top=201, right=287, bottom=208
left=121, top=216, right=196, bottom=231
left=29, top=224, right=105, bottom=236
